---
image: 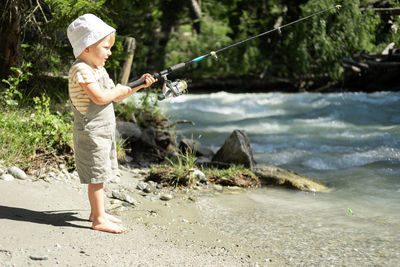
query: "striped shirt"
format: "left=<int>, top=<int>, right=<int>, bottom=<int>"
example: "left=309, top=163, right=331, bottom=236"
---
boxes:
left=68, top=61, right=115, bottom=115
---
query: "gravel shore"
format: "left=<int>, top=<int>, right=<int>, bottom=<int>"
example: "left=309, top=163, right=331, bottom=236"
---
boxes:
left=0, top=166, right=276, bottom=266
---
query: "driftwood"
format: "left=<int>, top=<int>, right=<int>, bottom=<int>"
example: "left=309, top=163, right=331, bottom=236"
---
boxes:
left=360, top=7, right=400, bottom=15
left=341, top=47, right=400, bottom=91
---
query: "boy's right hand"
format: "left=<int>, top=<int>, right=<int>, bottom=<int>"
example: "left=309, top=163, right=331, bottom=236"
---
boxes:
left=141, top=73, right=157, bottom=88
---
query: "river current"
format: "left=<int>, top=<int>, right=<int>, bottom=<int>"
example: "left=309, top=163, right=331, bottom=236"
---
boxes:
left=157, top=91, right=399, bottom=266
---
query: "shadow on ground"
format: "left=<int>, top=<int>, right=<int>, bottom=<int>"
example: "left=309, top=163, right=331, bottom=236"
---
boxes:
left=0, top=205, right=91, bottom=230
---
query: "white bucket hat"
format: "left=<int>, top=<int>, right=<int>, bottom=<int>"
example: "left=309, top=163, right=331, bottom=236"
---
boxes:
left=67, top=14, right=116, bottom=58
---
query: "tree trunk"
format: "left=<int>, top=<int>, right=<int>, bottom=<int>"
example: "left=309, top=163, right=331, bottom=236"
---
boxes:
left=119, top=37, right=136, bottom=85
left=147, top=0, right=185, bottom=71
left=188, top=0, right=201, bottom=34
left=0, top=0, right=23, bottom=79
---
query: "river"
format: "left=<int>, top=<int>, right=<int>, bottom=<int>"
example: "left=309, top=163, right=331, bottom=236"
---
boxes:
left=158, top=91, right=400, bottom=266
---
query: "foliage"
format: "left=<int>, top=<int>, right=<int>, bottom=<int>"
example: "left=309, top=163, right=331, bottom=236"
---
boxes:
left=204, top=165, right=260, bottom=187
left=165, top=16, right=233, bottom=78
left=0, top=94, right=73, bottom=169
left=3, top=0, right=399, bottom=91
left=115, top=91, right=166, bottom=129
left=149, top=145, right=260, bottom=188
left=163, top=0, right=400, bottom=83
left=281, top=0, right=382, bottom=81
left=1, top=63, right=32, bottom=108
left=150, top=145, right=199, bottom=187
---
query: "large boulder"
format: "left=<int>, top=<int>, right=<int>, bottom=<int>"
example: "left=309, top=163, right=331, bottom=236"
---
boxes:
left=212, top=130, right=256, bottom=168
left=116, top=121, right=142, bottom=140
left=252, top=164, right=330, bottom=192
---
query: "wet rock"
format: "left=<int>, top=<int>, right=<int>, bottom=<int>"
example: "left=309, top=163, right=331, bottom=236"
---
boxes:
left=212, top=130, right=256, bottom=168
left=252, top=164, right=330, bottom=192
left=8, top=166, right=28, bottom=180
left=1, top=174, right=14, bottom=181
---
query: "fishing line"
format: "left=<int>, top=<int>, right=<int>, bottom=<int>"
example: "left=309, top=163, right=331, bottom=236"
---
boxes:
left=128, top=4, right=342, bottom=100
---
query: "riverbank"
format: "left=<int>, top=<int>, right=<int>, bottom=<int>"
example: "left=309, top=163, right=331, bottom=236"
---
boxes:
left=0, top=166, right=283, bottom=266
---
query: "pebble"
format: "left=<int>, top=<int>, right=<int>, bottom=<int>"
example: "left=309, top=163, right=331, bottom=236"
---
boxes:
left=160, top=194, right=173, bottom=201
left=124, top=155, right=133, bottom=163
left=107, top=176, right=121, bottom=184
left=8, top=166, right=28, bottom=180
left=29, top=254, right=49, bottom=261
left=144, top=184, right=155, bottom=193
left=213, top=184, right=224, bottom=192
left=112, top=190, right=138, bottom=205
left=193, top=169, right=207, bottom=183
left=137, top=181, right=148, bottom=191
left=1, top=174, right=14, bottom=181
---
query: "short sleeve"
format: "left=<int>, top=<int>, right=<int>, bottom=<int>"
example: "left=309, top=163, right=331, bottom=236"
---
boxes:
left=69, top=63, right=96, bottom=84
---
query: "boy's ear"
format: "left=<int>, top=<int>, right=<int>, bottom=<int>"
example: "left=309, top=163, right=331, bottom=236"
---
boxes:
left=83, top=47, right=90, bottom=53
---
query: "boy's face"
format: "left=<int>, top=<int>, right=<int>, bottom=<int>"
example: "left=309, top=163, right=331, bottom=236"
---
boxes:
left=85, top=34, right=114, bottom=68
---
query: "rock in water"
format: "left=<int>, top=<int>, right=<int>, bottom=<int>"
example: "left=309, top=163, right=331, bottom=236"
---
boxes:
left=252, top=164, right=330, bottom=193
left=212, top=130, right=256, bottom=168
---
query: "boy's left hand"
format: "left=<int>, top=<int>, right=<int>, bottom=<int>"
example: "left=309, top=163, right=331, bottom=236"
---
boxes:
left=142, top=73, right=157, bottom=88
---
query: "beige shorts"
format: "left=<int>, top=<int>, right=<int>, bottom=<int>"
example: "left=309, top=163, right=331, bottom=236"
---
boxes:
left=73, top=122, right=118, bottom=184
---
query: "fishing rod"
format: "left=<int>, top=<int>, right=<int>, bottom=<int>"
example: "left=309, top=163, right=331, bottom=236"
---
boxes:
left=128, top=4, right=342, bottom=100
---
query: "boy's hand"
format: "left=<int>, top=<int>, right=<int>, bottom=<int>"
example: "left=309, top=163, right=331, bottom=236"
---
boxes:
left=141, top=73, right=157, bottom=88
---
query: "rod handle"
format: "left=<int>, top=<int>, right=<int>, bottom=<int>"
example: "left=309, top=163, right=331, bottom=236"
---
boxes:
left=127, top=77, right=146, bottom=88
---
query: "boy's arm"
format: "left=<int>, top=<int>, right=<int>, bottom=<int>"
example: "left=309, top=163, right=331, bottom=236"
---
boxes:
left=80, top=74, right=156, bottom=105
left=113, top=74, right=157, bottom=103
left=80, top=82, right=128, bottom=105
left=113, top=84, right=136, bottom=103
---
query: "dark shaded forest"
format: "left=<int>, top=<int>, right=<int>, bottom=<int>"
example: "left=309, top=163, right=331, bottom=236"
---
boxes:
left=1, top=0, right=400, bottom=95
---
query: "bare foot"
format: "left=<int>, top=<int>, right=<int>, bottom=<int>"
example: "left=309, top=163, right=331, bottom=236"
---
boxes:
left=92, top=218, right=125, bottom=234
left=89, top=213, right=122, bottom=223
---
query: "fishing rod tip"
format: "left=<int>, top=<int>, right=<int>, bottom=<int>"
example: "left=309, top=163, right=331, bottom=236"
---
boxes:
left=210, top=51, right=218, bottom=60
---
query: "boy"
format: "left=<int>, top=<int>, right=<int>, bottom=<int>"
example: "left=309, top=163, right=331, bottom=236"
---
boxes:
left=67, top=14, right=156, bottom=233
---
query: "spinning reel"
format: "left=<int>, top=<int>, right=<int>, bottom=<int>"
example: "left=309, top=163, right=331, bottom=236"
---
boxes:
left=157, top=75, right=188, bottom=101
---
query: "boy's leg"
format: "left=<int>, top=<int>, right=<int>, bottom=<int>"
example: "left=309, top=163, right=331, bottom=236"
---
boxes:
left=88, top=183, right=125, bottom=233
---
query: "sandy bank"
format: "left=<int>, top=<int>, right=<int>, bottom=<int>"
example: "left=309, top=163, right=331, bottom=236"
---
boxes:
left=0, top=168, right=279, bottom=266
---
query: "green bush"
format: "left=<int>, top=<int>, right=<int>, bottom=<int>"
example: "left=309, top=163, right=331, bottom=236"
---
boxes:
left=1, top=63, right=32, bottom=109
left=0, top=94, right=73, bottom=169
